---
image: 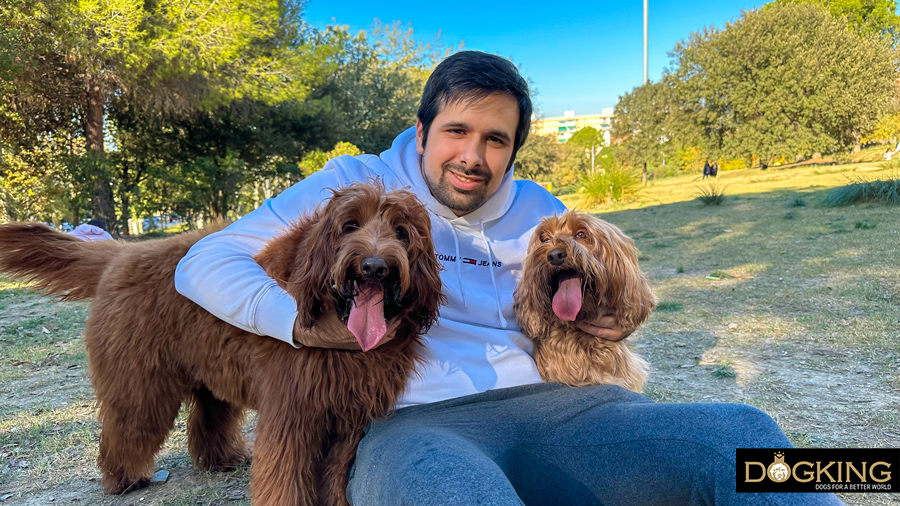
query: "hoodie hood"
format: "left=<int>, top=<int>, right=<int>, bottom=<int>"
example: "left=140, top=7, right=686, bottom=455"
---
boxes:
left=376, top=127, right=518, bottom=227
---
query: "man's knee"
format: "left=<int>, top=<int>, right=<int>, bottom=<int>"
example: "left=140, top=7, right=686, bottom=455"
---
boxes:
left=362, top=427, right=478, bottom=475
left=350, top=426, right=521, bottom=506
left=706, top=403, right=790, bottom=449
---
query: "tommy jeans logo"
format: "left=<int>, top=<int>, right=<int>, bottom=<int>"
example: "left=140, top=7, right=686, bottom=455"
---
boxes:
left=436, top=253, right=502, bottom=268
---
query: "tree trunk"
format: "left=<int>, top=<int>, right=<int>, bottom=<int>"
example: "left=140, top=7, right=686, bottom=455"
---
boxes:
left=85, top=78, right=117, bottom=232
left=119, top=193, right=131, bottom=237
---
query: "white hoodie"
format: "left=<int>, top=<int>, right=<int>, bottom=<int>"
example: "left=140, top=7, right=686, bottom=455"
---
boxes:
left=175, top=126, right=567, bottom=408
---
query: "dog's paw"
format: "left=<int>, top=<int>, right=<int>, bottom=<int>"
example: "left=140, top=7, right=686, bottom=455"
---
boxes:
left=196, top=443, right=252, bottom=472
left=102, top=474, right=151, bottom=495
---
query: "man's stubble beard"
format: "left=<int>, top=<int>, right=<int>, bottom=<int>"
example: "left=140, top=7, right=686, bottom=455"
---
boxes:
left=421, top=158, right=494, bottom=214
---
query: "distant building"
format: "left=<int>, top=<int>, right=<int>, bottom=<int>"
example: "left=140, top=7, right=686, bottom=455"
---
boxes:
left=531, top=108, right=615, bottom=145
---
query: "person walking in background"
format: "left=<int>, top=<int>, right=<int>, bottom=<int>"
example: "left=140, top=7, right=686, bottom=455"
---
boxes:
left=702, top=161, right=712, bottom=179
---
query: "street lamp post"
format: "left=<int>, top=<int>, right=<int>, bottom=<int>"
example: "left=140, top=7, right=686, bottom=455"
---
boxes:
left=643, top=0, right=648, bottom=84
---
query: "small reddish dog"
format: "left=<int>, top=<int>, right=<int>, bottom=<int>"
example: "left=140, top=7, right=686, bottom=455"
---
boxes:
left=0, top=182, right=443, bottom=506
left=514, top=211, right=656, bottom=392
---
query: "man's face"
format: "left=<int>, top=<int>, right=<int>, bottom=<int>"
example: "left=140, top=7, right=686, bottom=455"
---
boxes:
left=416, top=92, right=519, bottom=216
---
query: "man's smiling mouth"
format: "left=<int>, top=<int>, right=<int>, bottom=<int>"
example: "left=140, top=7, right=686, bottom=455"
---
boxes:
left=454, top=172, right=482, bottom=183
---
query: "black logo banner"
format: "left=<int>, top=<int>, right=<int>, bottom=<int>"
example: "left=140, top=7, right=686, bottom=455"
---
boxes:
left=737, top=448, right=899, bottom=493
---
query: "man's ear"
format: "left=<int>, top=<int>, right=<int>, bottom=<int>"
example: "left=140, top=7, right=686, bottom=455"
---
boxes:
left=415, top=120, right=426, bottom=155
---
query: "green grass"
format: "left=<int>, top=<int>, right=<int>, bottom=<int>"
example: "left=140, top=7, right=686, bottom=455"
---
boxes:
left=655, top=301, right=683, bottom=312
left=712, top=361, right=738, bottom=379
left=821, top=171, right=900, bottom=207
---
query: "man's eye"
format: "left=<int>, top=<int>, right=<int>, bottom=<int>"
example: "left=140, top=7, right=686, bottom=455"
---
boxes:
left=395, top=227, right=409, bottom=242
left=342, top=222, right=359, bottom=233
left=487, top=136, right=504, bottom=144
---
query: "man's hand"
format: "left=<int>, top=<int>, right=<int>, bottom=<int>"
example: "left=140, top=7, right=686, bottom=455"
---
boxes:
left=576, top=315, right=633, bottom=342
left=292, top=310, right=400, bottom=350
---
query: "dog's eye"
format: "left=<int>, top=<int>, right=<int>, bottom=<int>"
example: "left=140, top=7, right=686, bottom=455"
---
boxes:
left=342, top=222, right=359, bottom=233
left=575, top=231, right=586, bottom=239
left=541, top=235, right=550, bottom=244
left=395, top=226, right=409, bottom=242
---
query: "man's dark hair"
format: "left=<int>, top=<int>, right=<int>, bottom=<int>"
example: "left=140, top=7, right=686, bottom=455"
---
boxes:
left=87, top=219, right=107, bottom=231
left=417, top=51, right=532, bottom=171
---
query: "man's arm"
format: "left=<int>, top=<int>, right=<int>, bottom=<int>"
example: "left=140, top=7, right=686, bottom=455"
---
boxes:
left=175, top=169, right=344, bottom=346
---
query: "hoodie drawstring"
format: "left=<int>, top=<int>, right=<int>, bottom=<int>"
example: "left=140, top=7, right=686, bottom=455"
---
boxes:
left=480, top=220, right=508, bottom=329
left=438, top=215, right=467, bottom=308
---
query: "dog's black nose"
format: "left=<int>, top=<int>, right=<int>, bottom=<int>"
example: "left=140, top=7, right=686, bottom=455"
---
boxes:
left=361, top=257, right=389, bottom=280
left=547, top=248, right=567, bottom=266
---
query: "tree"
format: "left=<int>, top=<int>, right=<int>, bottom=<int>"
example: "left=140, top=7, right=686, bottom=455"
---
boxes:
left=611, top=81, right=694, bottom=170
left=319, top=20, right=457, bottom=154
left=0, top=0, right=335, bottom=229
left=300, top=141, right=363, bottom=176
left=567, top=127, right=604, bottom=150
left=668, top=3, right=895, bottom=168
left=513, top=134, right=561, bottom=181
left=770, top=0, right=900, bottom=45
left=110, top=96, right=334, bottom=226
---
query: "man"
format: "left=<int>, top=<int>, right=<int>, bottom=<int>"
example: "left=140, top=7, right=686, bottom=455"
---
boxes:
left=176, top=51, right=841, bottom=505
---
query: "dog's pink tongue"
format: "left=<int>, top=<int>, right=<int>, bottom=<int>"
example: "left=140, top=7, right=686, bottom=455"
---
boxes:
left=348, top=286, right=387, bottom=352
left=552, top=276, right=583, bottom=321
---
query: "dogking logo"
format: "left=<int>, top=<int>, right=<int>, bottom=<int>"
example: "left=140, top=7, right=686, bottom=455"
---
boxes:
left=767, top=452, right=790, bottom=483
left=737, top=448, right=899, bottom=493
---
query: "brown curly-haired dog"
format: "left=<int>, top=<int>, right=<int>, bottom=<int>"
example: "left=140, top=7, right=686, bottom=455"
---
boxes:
left=514, top=211, right=656, bottom=392
left=0, top=183, right=443, bottom=506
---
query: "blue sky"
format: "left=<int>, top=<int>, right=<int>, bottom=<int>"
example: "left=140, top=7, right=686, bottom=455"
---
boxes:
left=303, top=0, right=766, bottom=118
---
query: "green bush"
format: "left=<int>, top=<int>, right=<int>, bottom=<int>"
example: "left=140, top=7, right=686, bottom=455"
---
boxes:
left=696, top=182, right=727, bottom=206
left=577, top=167, right=641, bottom=207
left=550, top=183, right=580, bottom=197
left=788, top=196, right=806, bottom=207
left=822, top=171, right=900, bottom=207
left=652, top=164, right=683, bottom=179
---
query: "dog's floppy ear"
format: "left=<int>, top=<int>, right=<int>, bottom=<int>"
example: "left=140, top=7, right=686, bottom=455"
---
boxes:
left=513, top=218, right=555, bottom=338
left=398, top=190, right=445, bottom=334
left=254, top=208, right=334, bottom=329
left=290, top=209, right=337, bottom=329
left=255, top=218, right=311, bottom=290
left=591, top=217, right=657, bottom=331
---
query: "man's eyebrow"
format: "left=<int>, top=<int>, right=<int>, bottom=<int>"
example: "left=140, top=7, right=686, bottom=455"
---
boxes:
left=440, top=121, right=471, bottom=131
left=486, top=129, right=512, bottom=142
left=440, top=121, right=512, bottom=142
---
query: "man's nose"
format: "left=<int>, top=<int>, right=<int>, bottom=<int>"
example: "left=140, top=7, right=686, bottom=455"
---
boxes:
left=458, top=137, right=485, bottom=168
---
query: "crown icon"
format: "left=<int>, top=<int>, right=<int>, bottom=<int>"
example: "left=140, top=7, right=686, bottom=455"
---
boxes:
left=773, top=451, right=785, bottom=462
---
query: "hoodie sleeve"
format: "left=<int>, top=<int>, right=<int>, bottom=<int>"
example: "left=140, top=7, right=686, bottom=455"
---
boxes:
left=174, top=168, right=347, bottom=346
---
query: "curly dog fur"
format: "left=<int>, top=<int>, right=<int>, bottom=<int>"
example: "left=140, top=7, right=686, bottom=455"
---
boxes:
left=0, top=182, right=443, bottom=506
left=514, top=211, right=656, bottom=392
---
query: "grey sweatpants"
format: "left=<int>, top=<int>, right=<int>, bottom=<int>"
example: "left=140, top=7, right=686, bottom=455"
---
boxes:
left=346, top=382, right=844, bottom=506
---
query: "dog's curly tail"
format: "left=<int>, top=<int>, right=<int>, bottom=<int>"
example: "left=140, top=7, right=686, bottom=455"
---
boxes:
left=0, top=222, right=123, bottom=300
